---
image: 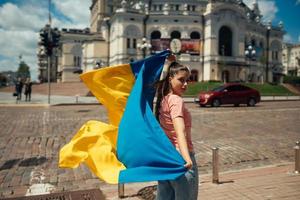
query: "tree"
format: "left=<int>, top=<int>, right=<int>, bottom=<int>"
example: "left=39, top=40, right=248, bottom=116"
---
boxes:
left=17, top=61, right=31, bottom=79
left=0, top=73, right=8, bottom=87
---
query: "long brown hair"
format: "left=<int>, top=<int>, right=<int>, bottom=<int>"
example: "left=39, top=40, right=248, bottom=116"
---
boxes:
left=154, top=61, right=190, bottom=120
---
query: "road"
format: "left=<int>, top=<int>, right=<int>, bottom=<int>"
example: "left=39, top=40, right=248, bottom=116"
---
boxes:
left=0, top=101, right=299, bottom=198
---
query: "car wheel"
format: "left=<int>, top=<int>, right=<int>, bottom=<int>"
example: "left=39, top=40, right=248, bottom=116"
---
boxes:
left=247, top=98, right=256, bottom=106
left=212, top=99, right=221, bottom=107
left=234, top=104, right=239, bottom=107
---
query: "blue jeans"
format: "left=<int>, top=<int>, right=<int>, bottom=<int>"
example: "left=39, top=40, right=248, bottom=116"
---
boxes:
left=156, top=153, right=199, bottom=200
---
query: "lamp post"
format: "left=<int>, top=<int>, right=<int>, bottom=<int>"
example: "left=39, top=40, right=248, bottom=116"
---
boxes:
left=245, top=44, right=256, bottom=82
left=266, top=22, right=271, bottom=82
left=245, top=45, right=256, bottom=60
left=137, top=37, right=152, bottom=58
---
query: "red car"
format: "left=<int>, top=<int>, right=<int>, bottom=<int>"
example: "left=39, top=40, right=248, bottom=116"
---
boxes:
left=196, top=83, right=261, bottom=107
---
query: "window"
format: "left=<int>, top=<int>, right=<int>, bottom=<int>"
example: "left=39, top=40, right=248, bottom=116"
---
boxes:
left=190, top=31, right=200, bottom=39
left=159, top=5, right=163, bottom=11
left=78, top=57, right=81, bottom=67
left=73, top=56, right=76, bottom=66
left=151, top=31, right=161, bottom=39
left=127, top=38, right=130, bottom=48
left=108, top=5, right=113, bottom=13
left=192, top=5, right=196, bottom=11
left=171, top=31, right=181, bottom=39
left=218, top=26, right=232, bottom=56
left=133, top=39, right=136, bottom=49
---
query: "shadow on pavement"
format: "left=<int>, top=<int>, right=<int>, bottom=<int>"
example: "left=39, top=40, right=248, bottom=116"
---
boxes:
left=123, top=185, right=157, bottom=200
left=0, top=156, right=47, bottom=171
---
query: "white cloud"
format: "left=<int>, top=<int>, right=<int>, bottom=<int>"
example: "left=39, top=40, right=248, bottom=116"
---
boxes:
left=0, top=3, right=48, bottom=31
left=52, top=0, right=90, bottom=29
left=283, top=34, right=293, bottom=43
left=243, top=0, right=278, bottom=22
left=0, top=1, right=90, bottom=80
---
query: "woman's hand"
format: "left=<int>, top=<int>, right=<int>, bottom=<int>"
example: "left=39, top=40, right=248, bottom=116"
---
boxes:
left=167, top=53, right=176, bottom=62
left=184, top=160, right=193, bottom=169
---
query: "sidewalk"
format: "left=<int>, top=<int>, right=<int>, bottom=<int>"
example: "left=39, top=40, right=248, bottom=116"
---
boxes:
left=99, top=163, right=300, bottom=200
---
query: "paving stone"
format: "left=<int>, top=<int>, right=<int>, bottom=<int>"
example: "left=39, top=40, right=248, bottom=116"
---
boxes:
left=0, top=102, right=299, bottom=199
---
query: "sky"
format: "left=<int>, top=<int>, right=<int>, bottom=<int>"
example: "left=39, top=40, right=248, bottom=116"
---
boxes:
left=0, top=0, right=300, bottom=81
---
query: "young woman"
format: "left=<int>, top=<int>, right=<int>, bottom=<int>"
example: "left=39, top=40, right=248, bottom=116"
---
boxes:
left=155, top=61, right=198, bottom=200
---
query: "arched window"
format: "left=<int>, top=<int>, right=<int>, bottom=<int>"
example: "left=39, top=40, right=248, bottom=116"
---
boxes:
left=190, top=31, right=200, bottom=39
left=171, top=31, right=181, bottom=39
left=151, top=31, right=161, bottom=39
left=218, top=26, right=232, bottom=56
left=270, top=40, right=281, bottom=61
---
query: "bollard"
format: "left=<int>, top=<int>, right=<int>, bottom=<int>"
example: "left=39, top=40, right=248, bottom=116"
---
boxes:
left=75, top=95, right=79, bottom=104
left=118, top=183, right=124, bottom=198
left=212, top=147, right=219, bottom=184
left=295, top=141, right=300, bottom=174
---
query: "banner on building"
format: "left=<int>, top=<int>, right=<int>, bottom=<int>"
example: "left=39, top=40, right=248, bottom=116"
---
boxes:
left=151, top=39, right=201, bottom=55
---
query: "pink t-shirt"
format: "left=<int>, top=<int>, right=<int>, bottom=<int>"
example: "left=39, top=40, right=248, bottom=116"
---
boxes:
left=159, top=94, right=194, bottom=152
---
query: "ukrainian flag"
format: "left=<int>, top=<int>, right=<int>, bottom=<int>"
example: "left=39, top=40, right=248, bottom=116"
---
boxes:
left=59, top=50, right=186, bottom=184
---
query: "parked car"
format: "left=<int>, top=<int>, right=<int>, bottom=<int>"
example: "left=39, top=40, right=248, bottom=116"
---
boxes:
left=196, top=83, right=261, bottom=107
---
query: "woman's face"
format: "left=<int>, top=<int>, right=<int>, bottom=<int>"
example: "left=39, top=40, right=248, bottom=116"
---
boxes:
left=169, top=70, right=189, bottom=96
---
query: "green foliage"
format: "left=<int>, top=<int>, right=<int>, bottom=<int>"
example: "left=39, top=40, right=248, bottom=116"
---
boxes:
left=17, top=61, right=30, bottom=79
left=0, top=73, right=8, bottom=87
left=184, top=82, right=295, bottom=96
left=185, top=82, right=223, bottom=95
left=283, top=76, right=300, bottom=84
left=244, top=83, right=294, bottom=96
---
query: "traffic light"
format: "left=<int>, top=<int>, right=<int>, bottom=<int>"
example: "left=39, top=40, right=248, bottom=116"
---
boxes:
left=39, top=25, right=53, bottom=56
left=51, top=28, right=60, bottom=48
left=39, top=25, right=61, bottom=56
left=39, top=28, right=49, bottom=47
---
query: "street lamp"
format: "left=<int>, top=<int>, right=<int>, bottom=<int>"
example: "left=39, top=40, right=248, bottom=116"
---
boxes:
left=245, top=44, right=256, bottom=82
left=245, top=45, right=256, bottom=61
left=137, top=37, right=152, bottom=58
left=266, top=22, right=271, bottom=82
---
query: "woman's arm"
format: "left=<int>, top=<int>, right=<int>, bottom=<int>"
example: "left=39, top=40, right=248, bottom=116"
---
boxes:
left=173, top=117, right=193, bottom=169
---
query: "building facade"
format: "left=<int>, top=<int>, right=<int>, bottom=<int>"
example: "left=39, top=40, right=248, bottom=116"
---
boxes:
left=38, top=0, right=285, bottom=83
left=282, top=43, right=300, bottom=76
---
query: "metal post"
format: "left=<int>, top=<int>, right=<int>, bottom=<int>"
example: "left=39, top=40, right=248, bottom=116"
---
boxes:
left=75, top=95, right=79, bottom=104
left=47, top=55, right=51, bottom=104
left=118, top=183, right=124, bottom=198
left=212, top=147, right=219, bottom=183
left=266, top=26, right=270, bottom=83
left=47, top=0, right=52, bottom=104
left=295, top=141, right=300, bottom=174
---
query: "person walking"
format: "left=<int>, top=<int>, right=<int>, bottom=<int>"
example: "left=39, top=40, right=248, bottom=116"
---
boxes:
left=24, top=78, right=32, bottom=101
left=155, top=60, right=198, bottom=200
left=15, top=77, right=23, bottom=100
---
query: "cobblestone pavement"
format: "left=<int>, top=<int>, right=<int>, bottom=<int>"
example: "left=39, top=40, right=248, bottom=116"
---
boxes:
left=0, top=101, right=299, bottom=199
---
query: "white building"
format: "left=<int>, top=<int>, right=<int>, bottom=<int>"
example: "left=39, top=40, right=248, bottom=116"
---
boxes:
left=282, top=43, right=300, bottom=76
left=38, top=0, right=285, bottom=83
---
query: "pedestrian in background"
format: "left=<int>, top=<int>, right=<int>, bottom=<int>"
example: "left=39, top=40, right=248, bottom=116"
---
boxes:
left=155, top=60, right=198, bottom=200
left=24, top=78, right=32, bottom=101
left=15, top=77, right=23, bottom=100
